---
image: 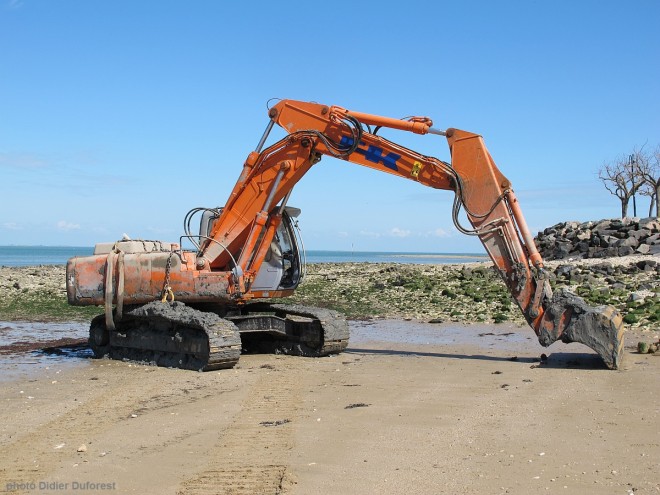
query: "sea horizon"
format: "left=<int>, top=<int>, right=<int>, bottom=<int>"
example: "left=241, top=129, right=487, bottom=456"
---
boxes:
left=0, top=245, right=488, bottom=267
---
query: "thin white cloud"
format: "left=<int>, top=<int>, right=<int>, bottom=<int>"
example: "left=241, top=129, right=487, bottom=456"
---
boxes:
left=2, top=222, right=22, bottom=230
left=0, top=150, right=131, bottom=195
left=57, top=220, right=81, bottom=231
left=6, top=0, right=24, bottom=10
left=0, top=152, right=48, bottom=169
left=428, top=228, right=451, bottom=238
left=388, top=227, right=411, bottom=238
left=359, top=228, right=426, bottom=238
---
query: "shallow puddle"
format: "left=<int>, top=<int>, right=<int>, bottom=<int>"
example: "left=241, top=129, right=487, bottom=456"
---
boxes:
left=0, top=318, right=602, bottom=380
left=349, top=319, right=534, bottom=347
left=0, top=321, right=92, bottom=381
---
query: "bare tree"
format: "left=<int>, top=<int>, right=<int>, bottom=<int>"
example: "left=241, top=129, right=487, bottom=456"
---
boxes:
left=639, top=144, right=660, bottom=218
left=598, top=151, right=646, bottom=218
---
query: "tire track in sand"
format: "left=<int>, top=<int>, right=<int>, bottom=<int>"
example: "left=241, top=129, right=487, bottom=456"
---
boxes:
left=178, top=360, right=302, bottom=495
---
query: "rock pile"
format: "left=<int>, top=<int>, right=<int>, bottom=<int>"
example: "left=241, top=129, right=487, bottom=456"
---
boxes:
left=535, top=217, right=660, bottom=260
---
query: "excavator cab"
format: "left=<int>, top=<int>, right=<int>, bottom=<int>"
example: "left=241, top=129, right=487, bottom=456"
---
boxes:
left=197, top=206, right=305, bottom=293
left=251, top=207, right=304, bottom=292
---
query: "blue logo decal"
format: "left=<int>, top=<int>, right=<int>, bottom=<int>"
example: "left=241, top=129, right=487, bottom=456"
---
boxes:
left=340, top=136, right=401, bottom=171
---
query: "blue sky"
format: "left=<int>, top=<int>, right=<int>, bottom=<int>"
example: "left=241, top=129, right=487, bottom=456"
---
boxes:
left=1, top=1, right=658, bottom=253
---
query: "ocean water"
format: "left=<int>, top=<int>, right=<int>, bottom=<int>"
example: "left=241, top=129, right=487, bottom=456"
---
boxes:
left=0, top=246, right=487, bottom=267
left=0, top=246, right=94, bottom=267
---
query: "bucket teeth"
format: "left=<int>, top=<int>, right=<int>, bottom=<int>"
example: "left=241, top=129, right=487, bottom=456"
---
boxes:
left=538, top=288, right=625, bottom=370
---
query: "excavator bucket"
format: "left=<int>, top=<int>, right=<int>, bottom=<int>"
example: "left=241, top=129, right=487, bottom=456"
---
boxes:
left=537, top=289, right=625, bottom=369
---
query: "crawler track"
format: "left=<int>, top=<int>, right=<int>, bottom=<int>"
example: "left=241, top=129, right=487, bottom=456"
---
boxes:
left=227, top=303, right=350, bottom=357
left=89, top=301, right=349, bottom=371
left=89, top=301, right=242, bottom=371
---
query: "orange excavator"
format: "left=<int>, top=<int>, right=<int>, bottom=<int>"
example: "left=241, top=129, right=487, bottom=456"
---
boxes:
left=66, top=99, right=625, bottom=370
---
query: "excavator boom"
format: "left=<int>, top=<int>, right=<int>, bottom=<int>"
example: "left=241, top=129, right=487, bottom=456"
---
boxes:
left=66, top=99, right=625, bottom=370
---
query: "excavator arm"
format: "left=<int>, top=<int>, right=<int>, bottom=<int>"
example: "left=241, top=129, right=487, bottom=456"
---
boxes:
left=200, top=99, right=624, bottom=368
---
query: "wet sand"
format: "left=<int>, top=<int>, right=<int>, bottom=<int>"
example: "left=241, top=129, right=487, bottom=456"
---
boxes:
left=0, top=320, right=658, bottom=494
left=0, top=322, right=89, bottom=383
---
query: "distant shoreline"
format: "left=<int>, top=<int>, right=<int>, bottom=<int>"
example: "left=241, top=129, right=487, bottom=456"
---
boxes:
left=0, top=246, right=487, bottom=267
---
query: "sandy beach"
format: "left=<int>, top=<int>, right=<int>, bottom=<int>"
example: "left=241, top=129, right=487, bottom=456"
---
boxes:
left=0, top=318, right=658, bottom=495
left=0, top=254, right=658, bottom=494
